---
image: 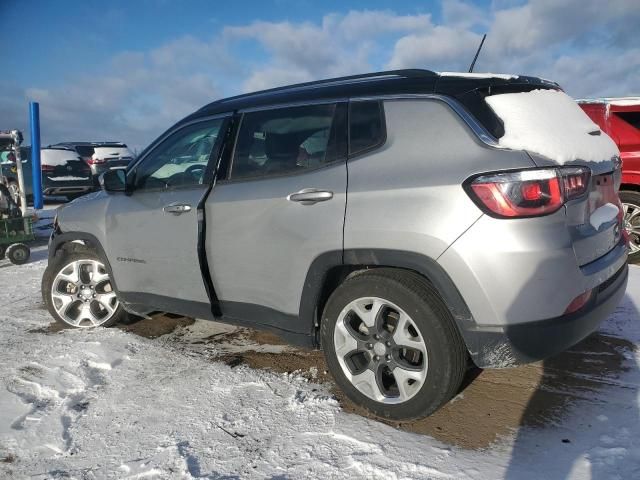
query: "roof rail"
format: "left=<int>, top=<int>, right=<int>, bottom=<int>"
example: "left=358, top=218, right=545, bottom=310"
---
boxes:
left=202, top=69, right=437, bottom=109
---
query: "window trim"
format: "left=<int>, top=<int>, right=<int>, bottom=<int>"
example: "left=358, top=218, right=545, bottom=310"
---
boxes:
left=221, top=101, right=348, bottom=184
left=347, top=99, right=387, bottom=159
left=128, top=114, right=231, bottom=194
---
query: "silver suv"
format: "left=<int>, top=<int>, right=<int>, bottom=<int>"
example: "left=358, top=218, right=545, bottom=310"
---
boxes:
left=42, top=70, right=629, bottom=420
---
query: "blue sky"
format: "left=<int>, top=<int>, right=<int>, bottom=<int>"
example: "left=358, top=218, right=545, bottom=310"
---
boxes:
left=1, top=0, right=638, bottom=150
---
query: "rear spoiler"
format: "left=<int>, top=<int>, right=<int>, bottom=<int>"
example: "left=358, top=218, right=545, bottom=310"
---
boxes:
left=434, top=75, right=561, bottom=140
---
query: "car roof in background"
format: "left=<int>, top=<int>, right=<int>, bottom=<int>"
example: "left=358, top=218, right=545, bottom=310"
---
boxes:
left=577, top=97, right=640, bottom=105
left=50, top=141, right=128, bottom=148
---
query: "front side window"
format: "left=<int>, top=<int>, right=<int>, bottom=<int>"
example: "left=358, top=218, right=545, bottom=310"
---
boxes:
left=134, top=119, right=224, bottom=190
left=231, top=104, right=338, bottom=180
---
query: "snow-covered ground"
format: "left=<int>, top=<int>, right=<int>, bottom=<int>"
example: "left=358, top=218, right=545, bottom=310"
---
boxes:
left=1, top=247, right=639, bottom=479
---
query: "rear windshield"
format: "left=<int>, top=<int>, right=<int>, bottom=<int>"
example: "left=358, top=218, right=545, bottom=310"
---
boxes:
left=75, top=146, right=95, bottom=157
left=485, top=89, right=619, bottom=164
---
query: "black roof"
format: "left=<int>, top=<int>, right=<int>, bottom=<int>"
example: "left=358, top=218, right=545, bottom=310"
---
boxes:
left=191, top=69, right=558, bottom=119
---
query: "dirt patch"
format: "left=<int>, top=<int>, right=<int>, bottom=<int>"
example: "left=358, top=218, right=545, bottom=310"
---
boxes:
left=117, top=313, right=195, bottom=338
left=35, top=311, right=632, bottom=450
left=214, top=329, right=635, bottom=450
left=28, top=321, right=71, bottom=334
left=29, top=312, right=194, bottom=337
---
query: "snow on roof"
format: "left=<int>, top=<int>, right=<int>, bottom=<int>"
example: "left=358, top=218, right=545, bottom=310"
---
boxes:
left=486, top=89, right=619, bottom=164
left=439, top=72, right=518, bottom=80
left=576, top=97, right=640, bottom=107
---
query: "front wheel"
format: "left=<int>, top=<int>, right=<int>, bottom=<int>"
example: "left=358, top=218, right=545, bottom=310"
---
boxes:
left=620, top=191, right=640, bottom=263
left=42, top=250, right=124, bottom=328
left=320, top=269, right=467, bottom=420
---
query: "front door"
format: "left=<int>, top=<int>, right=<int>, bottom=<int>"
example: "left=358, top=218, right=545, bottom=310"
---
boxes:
left=104, top=116, right=228, bottom=317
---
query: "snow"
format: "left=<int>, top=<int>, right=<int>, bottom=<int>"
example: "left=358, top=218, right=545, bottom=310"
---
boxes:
left=577, top=97, right=640, bottom=107
left=590, top=203, right=620, bottom=230
left=1, top=244, right=640, bottom=478
left=607, top=98, right=640, bottom=107
left=486, top=89, right=620, bottom=164
left=439, top=71, right=518, bottom=80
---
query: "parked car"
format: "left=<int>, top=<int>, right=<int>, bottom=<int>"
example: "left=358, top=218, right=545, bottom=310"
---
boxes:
left=50, top=142, right=134, bottom=183
left=578, top=98, right=640, bottom=261
left=0, top=146, right=95, bottom=202
left=42, top=69, right=628, bottom=420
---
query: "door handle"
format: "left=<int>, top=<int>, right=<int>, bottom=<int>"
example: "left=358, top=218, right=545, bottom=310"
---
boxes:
left=163, top=203, right=192, bottom=215
left=287, top=188, right=333, bottom=205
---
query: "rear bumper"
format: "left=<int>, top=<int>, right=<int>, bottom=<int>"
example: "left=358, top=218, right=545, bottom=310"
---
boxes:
left=43, top=178, right=95, bottom=197
left=464, top=262, right=628, bottom=367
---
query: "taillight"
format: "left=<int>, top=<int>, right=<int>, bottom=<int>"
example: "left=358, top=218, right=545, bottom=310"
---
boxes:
left=564, top=289, right=593, bottom=314
left=41, top=164, right=55, bottom=173
left=466, top=167, right=591, bottom=218
left=561, top=167, right=591, bottom=201
left=87, top=157, right=107, bottom=165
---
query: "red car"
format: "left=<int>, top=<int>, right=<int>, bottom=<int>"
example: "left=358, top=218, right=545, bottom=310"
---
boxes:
left=579, top=98, right=640, bottom=261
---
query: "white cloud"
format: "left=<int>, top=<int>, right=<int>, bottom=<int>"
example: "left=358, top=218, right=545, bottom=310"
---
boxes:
left=387, top=27, right=482, bottom=71
left=0, top=36, right=237, bottom=150
left=442, top=0, right=490, bottom=29
left=2, top=1, right=639, bottom=149
left=224, top=10, right=431, bottom=91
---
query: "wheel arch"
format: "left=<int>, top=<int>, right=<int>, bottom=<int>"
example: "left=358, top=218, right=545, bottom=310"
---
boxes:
left=620, top=183, right=640, bottom=193
left=49, top=231, right=120, bottom=293
left=300, top=249, right=477, bottom=348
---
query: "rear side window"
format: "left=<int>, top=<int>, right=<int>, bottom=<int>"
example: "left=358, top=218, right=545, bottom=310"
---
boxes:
left=349, top=101, right=385, bottom=155
left=231, top=104, right=340, bottom=180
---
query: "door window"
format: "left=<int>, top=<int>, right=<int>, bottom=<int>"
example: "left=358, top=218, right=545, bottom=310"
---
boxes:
left=231, top=104, right=340, bottom=180
left=134, top=119, right=225, bottom=190
left=349, top=100, right=385, bottom=155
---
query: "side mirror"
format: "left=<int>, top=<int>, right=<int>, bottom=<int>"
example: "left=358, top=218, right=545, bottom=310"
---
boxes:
left=99, top=169, right=127, bottom=192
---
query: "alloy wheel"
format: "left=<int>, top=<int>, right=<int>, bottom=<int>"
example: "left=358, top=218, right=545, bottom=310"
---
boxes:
left=623, top=202, right=640, bottom=254
left=50, top=259, right=119, bottom=327
left=334, top=297, right=428, bottom=404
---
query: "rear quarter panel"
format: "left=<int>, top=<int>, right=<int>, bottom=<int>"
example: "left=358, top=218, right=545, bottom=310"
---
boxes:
left=344, top=98, right=536, bottom=258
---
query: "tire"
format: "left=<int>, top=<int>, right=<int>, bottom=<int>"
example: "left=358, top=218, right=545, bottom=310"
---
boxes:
left=320, top=269, right=467, bottom=420
left=6, top=243, right=30, bottom=265
left=42, top=249, right=125, bottom=328
left=620, top=191, right=640, bottom=263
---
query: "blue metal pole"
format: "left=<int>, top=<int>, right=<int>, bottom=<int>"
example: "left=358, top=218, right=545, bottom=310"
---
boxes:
left=29, top=102, right=43, bottom=209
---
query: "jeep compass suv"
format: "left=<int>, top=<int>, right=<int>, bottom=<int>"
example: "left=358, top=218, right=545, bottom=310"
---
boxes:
left=42, top=70, right=628, bottom=420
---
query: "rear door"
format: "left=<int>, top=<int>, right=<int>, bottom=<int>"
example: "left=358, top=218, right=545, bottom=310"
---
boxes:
left=104, top=116, right=229, bottom=317
left=205, top=103, right=347, bottom=331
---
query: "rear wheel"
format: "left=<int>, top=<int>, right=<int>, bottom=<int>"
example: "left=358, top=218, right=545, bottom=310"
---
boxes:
left=320, top=269, right=467, bottom=420
left=620, top=191, right=640, bottom=263
left=42, top=250, right=124, bottom=328
left=6, top=243, right=30, bottom=265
